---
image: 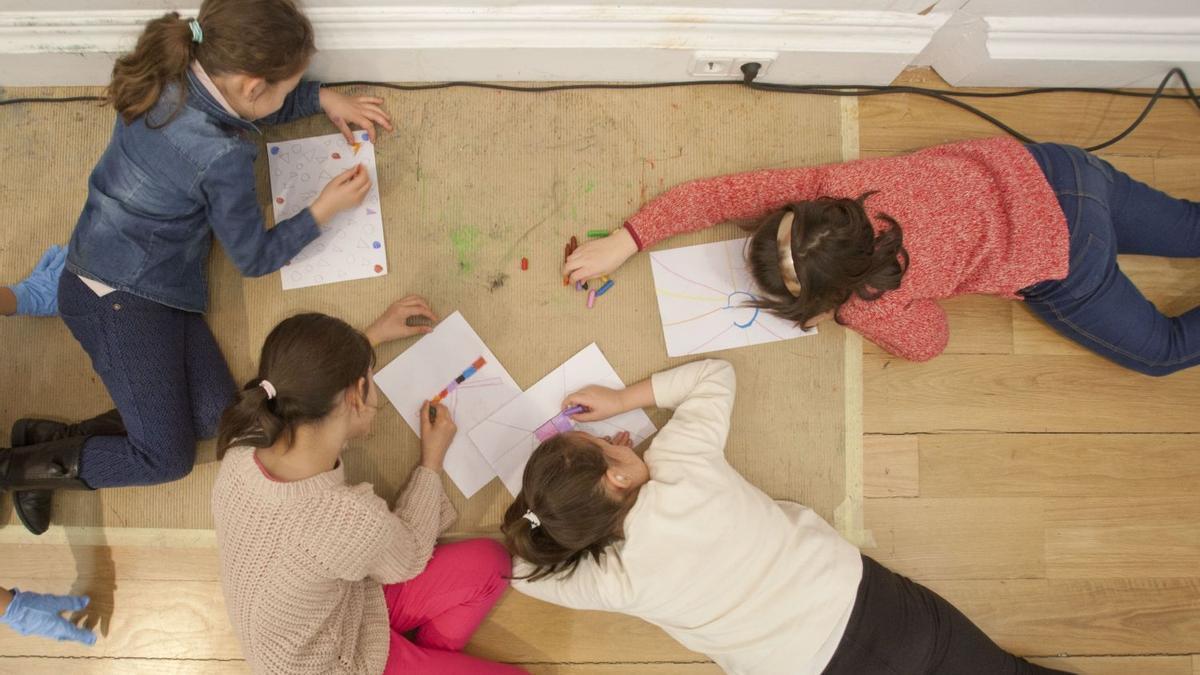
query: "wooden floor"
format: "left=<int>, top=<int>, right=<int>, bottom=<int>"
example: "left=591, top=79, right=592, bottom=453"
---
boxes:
left=2, top=69, right=1199, bottom=673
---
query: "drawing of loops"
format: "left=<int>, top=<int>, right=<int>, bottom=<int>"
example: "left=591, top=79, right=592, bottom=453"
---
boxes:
left=724, top=291, right=760, bottom=329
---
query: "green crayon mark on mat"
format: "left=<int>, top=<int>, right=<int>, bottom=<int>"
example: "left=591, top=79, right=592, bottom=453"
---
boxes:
left=583, top=179, right=595, bottom=193
left=450, top=225, right=480, bottom=273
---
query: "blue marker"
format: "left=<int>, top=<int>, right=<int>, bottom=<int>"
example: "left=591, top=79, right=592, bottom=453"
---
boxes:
left=595, top=279, right=615, bottom=297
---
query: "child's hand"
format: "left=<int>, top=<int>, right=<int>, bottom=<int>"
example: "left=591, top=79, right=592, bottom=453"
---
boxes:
left=563, top=385, right=625, bottom=422
left=419, top=401, right=456, bottom=472
left=319, top=89, right=393, bottom=144
left=564, top=228, right=638, bottom=284
left=603, top=431, right=633, bottom=448
left=365, top=295, right=438, bottom=346
left=310, top=165, right=371, bottom=226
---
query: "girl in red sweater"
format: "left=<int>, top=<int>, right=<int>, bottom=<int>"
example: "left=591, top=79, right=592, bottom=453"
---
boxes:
left=565, top=137, right=1200, bottom=376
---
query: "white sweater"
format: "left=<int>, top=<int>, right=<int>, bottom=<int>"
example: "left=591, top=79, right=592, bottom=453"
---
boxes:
left=512, top=359, right=863, bottom=674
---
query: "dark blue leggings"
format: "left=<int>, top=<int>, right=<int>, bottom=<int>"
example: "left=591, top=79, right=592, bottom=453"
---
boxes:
left=57, top=272, right=235, bottom=487
left=1022, top=144, right=1200, bottom=376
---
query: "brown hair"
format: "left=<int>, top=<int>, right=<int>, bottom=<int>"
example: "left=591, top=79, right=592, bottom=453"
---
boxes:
left=501, top=433, right=636, bottom=582
left=107, top=0, right=316, bottom=125
left=217, top=313, right=376, bottom=458
left=744, top=194, right=909, bottom=327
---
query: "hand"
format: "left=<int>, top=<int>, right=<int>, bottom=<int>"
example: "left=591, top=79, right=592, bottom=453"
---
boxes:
left=603, top=431, right=633, bottom=448
left=310, top=165, right=371, bottom=226
left=11, top=244, right=67, bottom=317
left=802, top=309, right=835, bottom=330
left=563, top=228, right=638, bottom=284
left=319, top=89, right=393, bottom=144
left=365, top=295, right=438, bottom=345
left=0, top=589, right=95, bottom=645
left=418, top=401, right=456, bottom=472
left=562, top=385, right=626, bottom=422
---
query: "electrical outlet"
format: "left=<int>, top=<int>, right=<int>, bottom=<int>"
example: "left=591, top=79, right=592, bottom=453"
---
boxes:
left=690, top=51, right=777, bottom=78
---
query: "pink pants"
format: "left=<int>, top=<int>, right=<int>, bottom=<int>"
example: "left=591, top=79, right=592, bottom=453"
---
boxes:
left=382, top=539, right=525, bottom=675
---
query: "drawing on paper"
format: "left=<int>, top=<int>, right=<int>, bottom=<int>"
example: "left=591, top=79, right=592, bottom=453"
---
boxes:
left=649, top=237, right=816, bottom=357
left=374, top=312, right=521, bottom=498
left=267, top=131, right=388, bottom=290
left=469, top=343, right=657, bottom=495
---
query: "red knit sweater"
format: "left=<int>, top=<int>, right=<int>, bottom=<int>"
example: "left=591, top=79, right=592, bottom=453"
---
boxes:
left=624, top=137, right=1069, bottom=361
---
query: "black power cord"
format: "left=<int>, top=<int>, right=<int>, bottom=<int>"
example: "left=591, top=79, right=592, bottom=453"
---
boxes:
left=2, top=66, right=1197, bottom=152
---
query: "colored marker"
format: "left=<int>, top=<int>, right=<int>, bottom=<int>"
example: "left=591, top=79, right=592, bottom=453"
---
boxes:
left=430, top=356, right=487, bottom=405
left=595, top=279, right=615, bottom=297
left=587, top=230, right=608, bottom=238
left=587, top=289, right=596, bottom=308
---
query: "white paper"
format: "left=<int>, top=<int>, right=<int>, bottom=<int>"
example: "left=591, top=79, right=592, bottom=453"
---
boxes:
left=469, top=343, right=658, bottom=495
left=267, top=131, right=388, bottom=290
left=374, top=311, right=521, bottom=497
left=649, top=237, right=817, bottom=357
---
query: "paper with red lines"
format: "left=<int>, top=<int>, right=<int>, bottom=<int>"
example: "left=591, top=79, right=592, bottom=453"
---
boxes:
left=267, top=131, right=388, bottom=290
left=649, top=237, right=816, bottom=357
left=469, top=343, right=657, bottom=496
left=375, top=311, right=521, bottom=497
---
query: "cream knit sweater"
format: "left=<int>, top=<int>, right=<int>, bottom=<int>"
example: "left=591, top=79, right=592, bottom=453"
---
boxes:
left=212, top=447, right=456, bottom=675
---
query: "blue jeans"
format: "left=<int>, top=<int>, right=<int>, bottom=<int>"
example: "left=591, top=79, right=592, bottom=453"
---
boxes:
left=1021, top=143, right=1200, bottom=376
left=57, top=272, right=235, bottom=487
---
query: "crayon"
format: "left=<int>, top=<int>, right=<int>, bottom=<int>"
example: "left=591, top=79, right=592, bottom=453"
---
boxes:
left=587, top=230, right=608, bottom=238
left=430, top=356, right=487, bottom=405
left=595, top=279, right=615, bottom=297
left=587, top=290, right=596, bottom=308
left=520, top=257, right=528, bottom=271
left=405, top=315, right=433, bottom=327
left=428, top=402, right=437, bottom=422
left=563, top=405, right=587, bottom=416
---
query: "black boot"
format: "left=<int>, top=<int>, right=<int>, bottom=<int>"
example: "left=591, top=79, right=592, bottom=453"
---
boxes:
left=0, top=437, right=90, bottom=535
left=3, top=410, right=120, bottom=536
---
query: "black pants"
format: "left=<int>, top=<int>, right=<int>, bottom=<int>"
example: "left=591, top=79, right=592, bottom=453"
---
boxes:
left=822, top=556, right=1071, bottom=675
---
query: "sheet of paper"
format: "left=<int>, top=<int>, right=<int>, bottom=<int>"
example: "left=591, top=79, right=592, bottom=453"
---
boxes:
left=469, top=343, right=657, bottom=495
left=374, top=311, right=521, bottom=497
left=649, top=237, right=816, bottom=357
left=267, top=131, right=388, bottom=290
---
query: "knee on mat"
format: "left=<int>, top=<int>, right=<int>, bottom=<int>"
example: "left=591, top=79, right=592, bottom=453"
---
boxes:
left=138, top=443, right=197, bottom=483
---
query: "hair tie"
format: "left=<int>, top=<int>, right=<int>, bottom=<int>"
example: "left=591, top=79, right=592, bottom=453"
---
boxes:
left=522, top=510, right=541, bottom=529
left=259, top=380, right=277, bottom=400
left=775, top=210, right=803, bottom=298
left=188, top=19, right=204, bottom=44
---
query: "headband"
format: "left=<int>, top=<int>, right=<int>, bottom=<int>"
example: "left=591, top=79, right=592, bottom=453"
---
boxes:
left=775, top=210, right=803, bottom=297
left=259, top=380, right=277, bottom=400
left=189, top=19, right=204, bottom=44
left=522, top=510, right=541, bottom=529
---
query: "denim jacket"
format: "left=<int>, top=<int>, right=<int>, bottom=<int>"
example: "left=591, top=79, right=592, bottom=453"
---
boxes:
left=66, top=69, right=323, bottom=312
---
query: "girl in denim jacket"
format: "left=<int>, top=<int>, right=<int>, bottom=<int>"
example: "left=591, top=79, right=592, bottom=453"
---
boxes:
left=0, top=0, right=394, bottom=535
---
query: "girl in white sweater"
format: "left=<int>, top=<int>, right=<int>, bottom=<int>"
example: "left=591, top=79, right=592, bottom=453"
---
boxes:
left=502, top=359, right=1068, bottom=675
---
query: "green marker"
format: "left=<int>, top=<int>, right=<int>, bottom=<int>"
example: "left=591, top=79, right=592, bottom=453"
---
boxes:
left=587, top=230, right=609, bottom=238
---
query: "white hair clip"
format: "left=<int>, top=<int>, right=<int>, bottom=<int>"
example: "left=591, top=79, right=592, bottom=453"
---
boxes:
left=259, top=380, right=277, bottom=400
left=522, top=510, right=541, bottom=529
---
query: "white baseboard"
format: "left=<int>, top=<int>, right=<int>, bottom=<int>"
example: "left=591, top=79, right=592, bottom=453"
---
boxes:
left=923, top=12, right=1200, bottom=88
left=0, top=5, right=946, bottom=86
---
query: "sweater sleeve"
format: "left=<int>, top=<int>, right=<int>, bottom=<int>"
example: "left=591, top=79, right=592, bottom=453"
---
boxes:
left=644, top=359, right=736, bottom=465
left=301, top=467, right=455, bottom=585
left=839, top=297, right=949, bottom=362
left=624, top=166, right=825, bottom=250
left=254, top=80, right=323, bottom=126
left=200, top=148, right=321, bottom=277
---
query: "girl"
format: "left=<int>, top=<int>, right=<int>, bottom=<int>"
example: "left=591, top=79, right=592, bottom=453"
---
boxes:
left=564, top=137, right=1200, bottom=376
left=502, top=359, right=1070, bottom=675
left=0, top=0, right=395, bottom=534
left=212, top=300, right=524, bottom=675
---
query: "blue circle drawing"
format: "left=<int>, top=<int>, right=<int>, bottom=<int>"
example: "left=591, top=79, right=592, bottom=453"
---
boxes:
left=372, top=241, right=382, bottom=249
left=270, top=146, right=279, bottom=155
left=360, top=132, right=369, bottom=142
left=724, top=291, right=760, bottom=329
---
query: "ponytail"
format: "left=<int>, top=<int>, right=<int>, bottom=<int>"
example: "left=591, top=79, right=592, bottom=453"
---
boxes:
left=745, top=193, right=909, bottom=327
left=107, top=12, right=195, bottom=124
left=501, top=434, right=634, bottom=582
left=217, top=313, right=375, bottom=458
left=107, top=0, right=316, bottom=125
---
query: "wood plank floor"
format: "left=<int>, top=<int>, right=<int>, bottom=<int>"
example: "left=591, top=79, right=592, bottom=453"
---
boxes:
left=2, top=68, right=1199, bottom=673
